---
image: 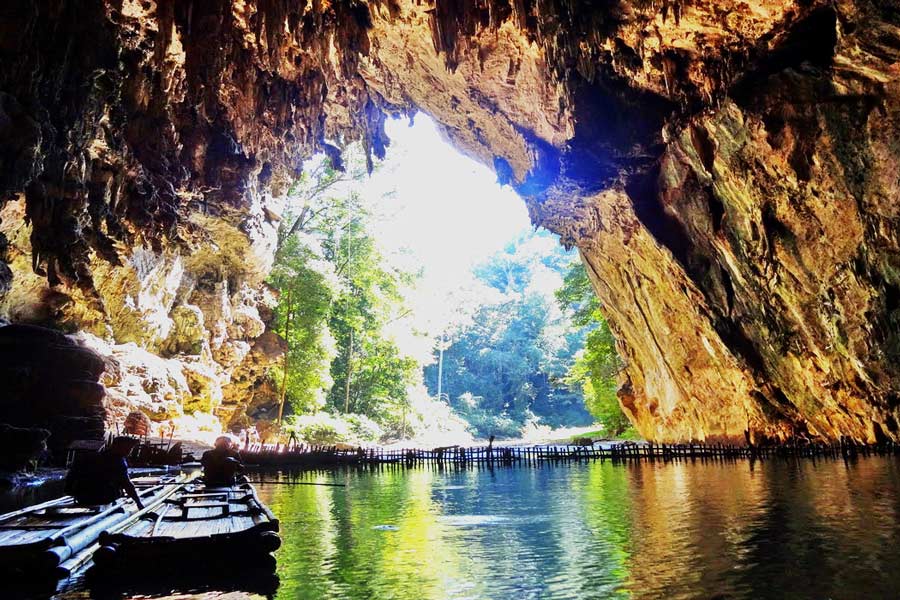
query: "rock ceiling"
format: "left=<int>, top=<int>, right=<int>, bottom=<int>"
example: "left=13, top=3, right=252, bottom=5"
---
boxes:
left=0, top=0, right=899, bottom=441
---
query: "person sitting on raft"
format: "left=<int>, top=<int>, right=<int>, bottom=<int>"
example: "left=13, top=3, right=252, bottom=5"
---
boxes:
left=201, top=435, right=244, bottom=486
left=65, top=436, right=145, bottom=509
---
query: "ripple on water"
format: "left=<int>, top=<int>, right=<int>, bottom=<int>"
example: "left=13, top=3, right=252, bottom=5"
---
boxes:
left=41, top=457, right=900, bottom=600
left=437, top=514, right=509, bottom=527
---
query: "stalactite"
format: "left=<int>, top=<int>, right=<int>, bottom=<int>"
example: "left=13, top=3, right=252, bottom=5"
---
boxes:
left=0, top=0, right=899, bottom=443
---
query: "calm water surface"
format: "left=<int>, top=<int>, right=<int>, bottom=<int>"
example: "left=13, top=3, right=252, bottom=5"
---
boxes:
left=44, top=457, right=900, bottom=599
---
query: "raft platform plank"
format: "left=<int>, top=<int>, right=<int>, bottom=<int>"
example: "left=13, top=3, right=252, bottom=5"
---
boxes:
left=94, top=480, right=280, bottom=574
left=0, top=474, right=186, bottom=579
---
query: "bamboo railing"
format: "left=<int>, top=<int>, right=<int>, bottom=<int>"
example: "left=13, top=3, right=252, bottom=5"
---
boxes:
left=238, top=437, right=900, bottom=469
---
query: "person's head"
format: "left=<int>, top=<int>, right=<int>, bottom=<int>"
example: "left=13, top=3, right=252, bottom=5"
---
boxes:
left=214, top=435, right=234, bottom=451
left=108, top=436, right=140, bottom=457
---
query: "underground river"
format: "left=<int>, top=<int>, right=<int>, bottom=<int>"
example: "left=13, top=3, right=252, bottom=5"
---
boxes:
left=34, top=456, right=900, bottom=599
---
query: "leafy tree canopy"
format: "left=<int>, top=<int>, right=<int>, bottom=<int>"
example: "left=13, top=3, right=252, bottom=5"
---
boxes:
left=268, top=143, right=634, bottom=443
left=555, top=261, right=634, bottom=437
left=425, top=231, right=595, bottom=438
left=269, top=149, right=421, bottom=438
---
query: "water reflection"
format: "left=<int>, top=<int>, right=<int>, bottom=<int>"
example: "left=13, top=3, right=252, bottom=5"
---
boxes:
left=84, top=569, right=280, bottom=599
left=259, top=459, right=900, bottom=600
left=48, top=457, right=900, bottom=599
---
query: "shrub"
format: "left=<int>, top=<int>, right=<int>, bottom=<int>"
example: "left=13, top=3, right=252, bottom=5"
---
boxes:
left=344, top=413, right=384, bottom=442
left=285, top=412, right=385, bottom=445
left=285, top=413, right=348, bottom=445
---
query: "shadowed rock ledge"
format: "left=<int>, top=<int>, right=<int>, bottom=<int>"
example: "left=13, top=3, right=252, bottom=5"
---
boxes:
left=0, top=0, right=898, bottom=443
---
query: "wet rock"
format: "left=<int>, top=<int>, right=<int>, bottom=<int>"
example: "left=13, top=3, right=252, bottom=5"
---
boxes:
left=0, top=424, right=50, bottom=472
left=123, top=411, right=152, bottom=437
left=0, top=324, right=107, bottom=459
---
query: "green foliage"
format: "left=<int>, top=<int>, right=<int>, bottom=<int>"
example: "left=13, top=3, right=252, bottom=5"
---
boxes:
left=425, top=231, right=593, bottom=438
left=450, top=392, right=525, bottom=438
left=556, top=262, right=635, bottom=438
left=344, top=413, right=385, bottom=441
left=284, top=412, right=385, bottom=445
left=270, top=143, right=633, bottom=443
left=269, top=148, right=423, bottom=439
left=555, top=258, right=601, bottom=327
left=270, top=233, right=336, bottom=415
left=286, top=413, right=348, bottom=445
left=320, top=200, right=419, bottom=417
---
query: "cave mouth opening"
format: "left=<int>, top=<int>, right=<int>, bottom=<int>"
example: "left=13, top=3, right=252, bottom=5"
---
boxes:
left=272, top=112, right=606, bottom=446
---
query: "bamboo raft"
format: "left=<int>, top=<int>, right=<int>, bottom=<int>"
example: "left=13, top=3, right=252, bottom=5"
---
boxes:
left=92, top=479, right=280, bottom=574
left=239, top=438, right=900, bottom=468
left=0, top=474, right=184, bottom=578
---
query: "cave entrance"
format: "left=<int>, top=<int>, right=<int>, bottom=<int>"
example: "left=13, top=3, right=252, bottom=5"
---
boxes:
left=272, top=113, right=623, bottom=446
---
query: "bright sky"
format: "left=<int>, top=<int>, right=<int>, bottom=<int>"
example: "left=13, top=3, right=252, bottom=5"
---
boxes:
left=365, top=114, right=531, bottom=280
left=342, top=113, right=538, bottom=359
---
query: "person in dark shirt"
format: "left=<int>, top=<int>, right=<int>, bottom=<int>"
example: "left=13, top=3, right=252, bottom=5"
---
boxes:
left=201, top=435, right=243, bottom=487
left=65, top=436, right=144, bottom=508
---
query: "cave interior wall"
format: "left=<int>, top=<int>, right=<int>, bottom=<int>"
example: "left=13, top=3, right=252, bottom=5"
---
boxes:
left=0, top=0, right=898, bottom=443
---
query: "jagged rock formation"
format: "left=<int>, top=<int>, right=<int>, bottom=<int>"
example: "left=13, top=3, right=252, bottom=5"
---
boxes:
left=0, top=0, right=898, bottom=442
left=1, top=194, right=282, bottom=439
left=0, top=324, right=105, bottom=459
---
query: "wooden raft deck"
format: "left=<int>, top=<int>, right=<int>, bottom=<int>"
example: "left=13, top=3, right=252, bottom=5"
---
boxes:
left=239, top=438, right=900, bottom=469
left=94, top=480, right=280, bottom=573
left=0, top=475, right=184, bottom=578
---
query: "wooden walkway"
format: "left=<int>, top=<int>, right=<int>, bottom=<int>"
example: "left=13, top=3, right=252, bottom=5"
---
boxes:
left=239, top=438, right=900, bottom=469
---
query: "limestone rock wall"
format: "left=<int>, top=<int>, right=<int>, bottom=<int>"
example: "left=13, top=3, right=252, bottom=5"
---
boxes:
left=527, top=2, right=900, bottom=442
left=0, top=0, right=898, bottom=442
left=0, top=195, right=283, bottom=439
left=0, top=324, right=106, bottom=457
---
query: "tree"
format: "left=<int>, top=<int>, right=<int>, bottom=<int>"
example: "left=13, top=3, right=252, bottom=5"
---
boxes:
left=269, top=147, right=421, bottom=436
left=322, top=199, right=419, bottom=420
left=555, top=260, right=633, bottom=437
left=269, top=229, right=336, bottom=423
left=269, top=152, right=365, bottom=424
left=425, top=230, right=593, bottom=438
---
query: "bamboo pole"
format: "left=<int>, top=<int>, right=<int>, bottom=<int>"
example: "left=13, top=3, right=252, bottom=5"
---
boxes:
left=0, top=495, right=75, bottom=524
left=45, top=477, right=190, bottom=567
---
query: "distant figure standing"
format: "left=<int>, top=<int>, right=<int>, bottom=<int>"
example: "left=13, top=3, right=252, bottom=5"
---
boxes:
left=201, top=435, right=244, bottom=486
left=65, top=436, right=144, bottom=509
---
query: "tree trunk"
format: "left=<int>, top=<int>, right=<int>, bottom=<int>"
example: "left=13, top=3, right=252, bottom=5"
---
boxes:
left=436, top=330, right=445, bottom=401
left=277, top=290, right=293, bottom=427
left=344, top=328, right=353, bottom=413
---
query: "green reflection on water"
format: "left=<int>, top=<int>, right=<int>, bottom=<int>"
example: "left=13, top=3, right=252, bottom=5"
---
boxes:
left=260, top=464, right=638, bottom=600
left=41, top=456, right=900, bottom=599
left=255, top=458, right=900, bottom=600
